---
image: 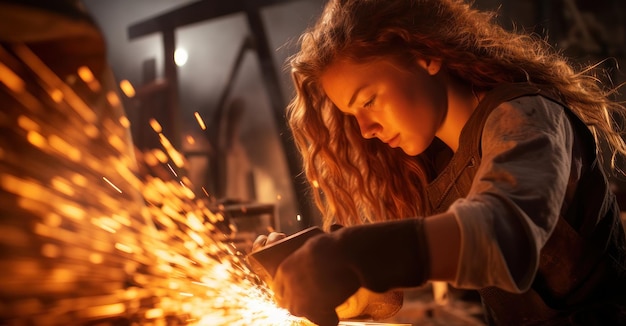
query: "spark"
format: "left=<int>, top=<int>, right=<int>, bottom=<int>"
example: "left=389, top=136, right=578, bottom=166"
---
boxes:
left=17, top=115, right=40, bottom=131
left=41, top=243, right=60, bottom=258
left=115, top=242, right=134, bottom=254
left=119, top=79, right=136, bottom=98
left=150, top=118, right=163, bottom=133
left=78, top=66, right=101, bottom=92
left=77, top=65, right=95, bottom=83
left=167, top=163, right=179, bottom=177
left=11, top=44, right=97, bottom=123
left=103, top=176, right=123, bottom=193
left=49, top=88, right=63, bottom=102
left=119, top=115, right=131, bottom=128
left=0, top=43, right=314, bottom=326
left=0, top=61, right=25, bottom=92
left=194, top=111, right=207, bottom=130
left=146, top=308, right=164, bottom=319
left=106, top=91, right=121, bottom=107
left=159, top=132, right=186, bottom=168
left=26, top=130, right=46, bottom=147
left=81, top=303, right=126, bottom=319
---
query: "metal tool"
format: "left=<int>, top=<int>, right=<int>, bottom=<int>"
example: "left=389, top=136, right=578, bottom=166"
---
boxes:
left=247, top=226, right=324, bottom=286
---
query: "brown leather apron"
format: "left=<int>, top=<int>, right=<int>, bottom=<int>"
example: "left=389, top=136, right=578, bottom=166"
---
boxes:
left=424, top=83, right=626, bottom=325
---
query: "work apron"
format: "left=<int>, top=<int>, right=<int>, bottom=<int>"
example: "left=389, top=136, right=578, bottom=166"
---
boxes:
left=424, top=83, right=626, bottom=325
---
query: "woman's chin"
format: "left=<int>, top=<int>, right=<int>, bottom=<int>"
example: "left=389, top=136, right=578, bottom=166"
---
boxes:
left=399, top=144, right=425, bottom=156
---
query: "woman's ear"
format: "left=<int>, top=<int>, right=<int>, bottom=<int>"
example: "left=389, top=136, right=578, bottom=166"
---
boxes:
left=417, top=57, right=442, bottom=76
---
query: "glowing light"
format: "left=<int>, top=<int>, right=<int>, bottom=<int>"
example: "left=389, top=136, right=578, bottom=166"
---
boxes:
left=167, top=163, right=178, bottom=177
left=153, top=149, right=169, bottom=164
left=41, top=243, right=60, bottom=258
left=108, top=134, right=126, bottom=152
left=44, top=213, right=62, bottom=227
left=81, top=303, right=126, bottom=318
left=1, top=44, right=312, bottom=326
left=119, top=79, right=135, bottom=98
left=149, top=118, right=163, bottom=133
left=174, top=48, right=189, bottom=67
left=194, top=111, right=206, bottom=130
left=102, top=176, right=123, bottom=193
left=77, top=66, right=101, bottom=92
left=49, top=88, right=63, bottom=102
left=145, top=308, right=164, bottom=319
left=26, top=130, right=46, bottom=148
left=92, top=217, right=117, bottom=233
left=106, top=91, right=120, bottom=107
left=114, top=242, right=133, bottom=254
left=77, top=66, right=95, bottom=83
left=59, top=203, right=86, bottom=220
left=49, top=134, right=81, bottom=161
left=119, top=116, right=131, bottom=128
left=0, top=61, right=25, bottom=92
left=50, top=176, right=74, bottom=196
left=159, top=134, right=185, bottom=168
left=84, top=124, right=99, bottom=138
left=17, top=115, right=40, bottom=131
left=12, top=44, right=98, bottom=123
left=89, top=253, right=103, bottom=264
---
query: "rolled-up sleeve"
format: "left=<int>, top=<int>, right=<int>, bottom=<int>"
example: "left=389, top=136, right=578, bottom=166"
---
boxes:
left=449, top=95, right=574, bottom=293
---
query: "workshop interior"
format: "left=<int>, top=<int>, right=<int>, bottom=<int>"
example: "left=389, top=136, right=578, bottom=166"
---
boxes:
left=1, top=0, right=625, bottom=325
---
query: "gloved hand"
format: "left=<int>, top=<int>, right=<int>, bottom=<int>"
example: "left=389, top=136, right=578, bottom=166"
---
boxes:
left=335, top=287, right=404, bottom=321
left=272, top=218, right=429, bottom=326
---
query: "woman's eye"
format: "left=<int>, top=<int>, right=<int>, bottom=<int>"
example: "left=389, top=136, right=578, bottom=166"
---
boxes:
left=363, top=96, right=376, bottom=109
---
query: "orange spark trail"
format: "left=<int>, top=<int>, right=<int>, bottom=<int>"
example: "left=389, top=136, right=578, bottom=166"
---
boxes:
left=0, top=43, right=313, bottom=326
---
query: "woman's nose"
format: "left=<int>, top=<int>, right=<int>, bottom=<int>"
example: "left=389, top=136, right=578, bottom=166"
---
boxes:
left=356, top=115, right=381, bottom=139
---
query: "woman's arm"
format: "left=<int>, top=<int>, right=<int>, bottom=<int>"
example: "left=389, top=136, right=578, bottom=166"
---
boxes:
left=449, top=95, right=574, bottom=292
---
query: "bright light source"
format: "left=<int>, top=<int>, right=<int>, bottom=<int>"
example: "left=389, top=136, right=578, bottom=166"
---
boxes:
left=174, top=48, right=188, bottom=67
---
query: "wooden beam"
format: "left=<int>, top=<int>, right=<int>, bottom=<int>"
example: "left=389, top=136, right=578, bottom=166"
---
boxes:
left=128, top=0, right=298, bottom=40
left=244, top=8, right=315, bottom=227
left=161, top=29, right=181, bottom=148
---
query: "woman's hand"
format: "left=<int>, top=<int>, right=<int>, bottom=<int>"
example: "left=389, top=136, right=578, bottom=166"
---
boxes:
left=249, top=228, right=325, bottom=289
left=335, top=287, right=404, bottom=321
left=273, top=233, right=360, bottom=326
left=249, top=232, right=287, bottom=286
left=252, top=232, right=286, bottom=252
left=272, top=218, right=429, bottom=326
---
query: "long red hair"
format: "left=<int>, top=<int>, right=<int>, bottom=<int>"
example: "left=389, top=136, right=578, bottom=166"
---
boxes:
left=286, top=0, right=626, bottom=230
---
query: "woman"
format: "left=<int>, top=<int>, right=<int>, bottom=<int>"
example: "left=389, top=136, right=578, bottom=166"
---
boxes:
left=258, top=0, right=626, bottom=325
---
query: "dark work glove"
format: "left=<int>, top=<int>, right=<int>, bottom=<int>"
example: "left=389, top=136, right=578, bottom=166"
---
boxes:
left=272, top=218, right=429, bottom=326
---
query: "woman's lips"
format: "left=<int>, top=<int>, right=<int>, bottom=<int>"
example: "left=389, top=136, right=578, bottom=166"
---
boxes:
left=386, top=134, right=400, bottom=147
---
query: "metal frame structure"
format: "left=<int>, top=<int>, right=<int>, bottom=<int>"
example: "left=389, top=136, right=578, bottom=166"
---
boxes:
left=127, top=0, right=316, bottom=227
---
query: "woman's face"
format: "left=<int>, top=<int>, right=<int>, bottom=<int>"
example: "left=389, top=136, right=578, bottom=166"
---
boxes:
left=320, top=56, right=447, bottom=156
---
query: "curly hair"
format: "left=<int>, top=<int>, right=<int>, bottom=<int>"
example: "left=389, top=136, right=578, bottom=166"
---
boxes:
left=285, top=0, right=626, bottom=230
